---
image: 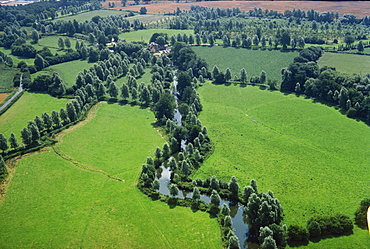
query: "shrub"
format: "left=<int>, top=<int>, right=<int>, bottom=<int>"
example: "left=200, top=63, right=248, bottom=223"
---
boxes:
left=288, top=225, right=308, bottom=241
left=354, top=198, right=370, bottom=229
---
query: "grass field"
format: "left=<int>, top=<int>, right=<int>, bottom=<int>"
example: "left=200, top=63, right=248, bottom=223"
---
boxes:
left=126, top=14, right=169, bottom=24
left=318, top=52, right=370, bottom=75
left=0, top=65, right=18, bottom=92
left=192, top=46, right=298, bottom=81
left=32, top=60, right=94, bottom=88
left=119, top=28, right=193, bottom=43
left=0, top=103, right=222, bottom=248
left=0, top=92, right=69, bottom=138
left=194, top=84, right=370, bottom=247
left=54, top=9, right=126, bottom=23
left=0, top=47, right=34, bottom=66
left=38, top=36, right=78, bottom=51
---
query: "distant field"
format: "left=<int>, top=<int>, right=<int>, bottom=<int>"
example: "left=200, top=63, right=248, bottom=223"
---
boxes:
left=115, top=1, right=369, bottom=18
left=0, top=93, right=8, bottom=103
left=54, top=9, right=126, bottom=23
left=318, top=52, right=370, bottom=75
left=193, top=46, right=297, bottom=81
left=0, top=65, right=18, bottom=92
left=0, top=103, right=223, bottom=248
left=126, top=14, right=170, bottom=24
left=119, top=28, right=193, bottom=43
left=0, top=92, right=69, bottom=138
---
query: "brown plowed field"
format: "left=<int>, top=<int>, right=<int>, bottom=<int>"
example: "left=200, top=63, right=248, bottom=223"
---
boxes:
left=105, top=1, right=369, bottom=18
left=0, top=93, right=8, bottom=103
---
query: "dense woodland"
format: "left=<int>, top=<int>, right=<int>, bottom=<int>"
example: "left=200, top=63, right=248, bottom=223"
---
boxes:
left=0, top=1, right=369, bottom=249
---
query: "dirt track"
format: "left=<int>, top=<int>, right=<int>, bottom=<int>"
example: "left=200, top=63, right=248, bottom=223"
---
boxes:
left=105, top=1, right=369, bottom=18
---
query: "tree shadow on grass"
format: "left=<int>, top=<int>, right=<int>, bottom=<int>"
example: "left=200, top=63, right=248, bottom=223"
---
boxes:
left=309, top=230, right=354, bottom=244
left=287, top=240, right=309, bottom=247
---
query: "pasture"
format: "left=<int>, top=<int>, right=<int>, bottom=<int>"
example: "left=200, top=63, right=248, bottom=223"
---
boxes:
left=38, top=36, right=79, bottom=51
left=119, top=28, right=193, bottom=43
left=0, top=65, right=18, bottom=92
left=0, top=92, right=69, bottom=138
left=194, top=84, right=370, bottom=247
left=0, top=103, right=222, bottom=248
left=32, top=60, right=93, bottom=88
left=192, top=46, right=298, bottom=81
left=0, top=47, right=34, bottom=66
left=318, top=52, right=370, bottom=75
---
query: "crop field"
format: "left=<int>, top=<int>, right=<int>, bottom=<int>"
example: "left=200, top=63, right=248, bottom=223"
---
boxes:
left=193, top=46, right=298, bottom=81
left=318, top=52, right=370, bottom=75
left=119, top=28, right=193, bottom=43
left=0, top=92, right=69, bottom=138
left=194, top=84, right=370, bottom=247
left=0, top=93, right=8, bottom=103
left=54, top=9, right=126, bottom=23
left=0, top=103, right=222, bottom=248
left=0, top=65, right=18, bottom=92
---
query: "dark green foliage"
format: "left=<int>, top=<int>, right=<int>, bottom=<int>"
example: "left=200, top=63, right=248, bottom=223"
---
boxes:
left=307, top=214, right=353, bottom=238
left=287, top=225, right=308, bottom=242
left=0, top=133, right=8, bottom=152
left=354, top=198, right=370, bottom=229
left=154, top=92, right=176, bottom=122
left=0, top=155, right=7, bottom=179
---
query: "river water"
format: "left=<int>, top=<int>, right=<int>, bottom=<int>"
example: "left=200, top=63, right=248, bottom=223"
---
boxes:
left=153, top=76, right=256, bottom=248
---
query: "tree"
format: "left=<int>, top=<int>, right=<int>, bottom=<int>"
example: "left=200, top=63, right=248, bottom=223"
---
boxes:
left=152, top=179, right=160, bottom=190
left=260, top=71, right=267, bottom=84
left=357, top=41, right=364, bottom=52
left=287, top=225, right=308, bottom=241
left=261, top=236, right=278, bottom=249
left=34, top=54, right=47, bottom=71
left=259, top=226, right=273, bottom=244
left=280, top=30, right=291, bottom=50
left=31, top=29, right=39, bottom=43
left=228, top=235, right=240, bottom=249
left=344, top=35, right=355, bottom=48
left=66, top=102, right=77, bottom=122
left=224, top=215, right=232, bottom=227
left=212, top=65, right=220, bottom=80
left=52, top=110, right=61, bottom=128
left=169, top=183, right=179, bottom=197
left=42, top=112, right=53, bottom=130
left=228, top=176, right=239, bottom=200
left=21, top=127, right=32, bottom=146
left=64, top=37, right=71, bottom=49
left=354, top=198, right=370, bottom=228
left=97, top=83, right=106, bottom=99
left=121, top=83, right=129, bottom=100
left=0, top=134, right=8, bottom=152
left=140, top=85, right=151, bottom=105
left=28, top=122, right=40, bottom=141
left=108, top=82, right=119, bottom=98
left=221, top=203, right=230, bottom=216
left=243, top=186, right=255, bottom=204
left=177, top=71, right=192, bottom=94
left=154, top=92, right=176, bottom=121
left=225, top=68, right=232, bottom=82
left=192, top=187, right=200, bottom=201
left=9, top=133, right=19, bottom=149
left=240, top=68, right=247, bottom=83
left=210, top=189, right=221, bottom=206
left=58, top=37, right=65, bottom=49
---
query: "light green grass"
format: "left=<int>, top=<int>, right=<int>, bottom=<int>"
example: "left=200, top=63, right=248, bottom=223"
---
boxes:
left=115, top=67, right=152, bottom=88
left=192, top=46, right=298, bottom=81
left=318, top=52, right=370, bottom=75
left=194, top=84, right=370, bottom=247
left=0, top=103, right=222, bottom=248
left=54, top=9, right=126, bottom=23
left=0, top=92, right=69, bottom=138
left=0, top=64, right=18, bottom=92
left=119, top=28, right=193, bottom=43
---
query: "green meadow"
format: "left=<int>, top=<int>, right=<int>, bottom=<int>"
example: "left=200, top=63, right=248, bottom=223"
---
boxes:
left=0, top=47, right=34, bottom=66
left=126, top=14, right=169, bottom=24
left=192, top=46, right=298, bottom=81
left=119, top=28, right=193, bottom=43
left=0, top=103, right=222, bottom=248
left=0, top=64, right=18, bottom=92
left=318, top=52, right=370, bottom=75
left=38, top=35, right=79, bottom=51
left=32, top=60, right=93, bottom=88
left=0, top=92, right=69, bottom=138
left=194, top=84, right=370, bottom=247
